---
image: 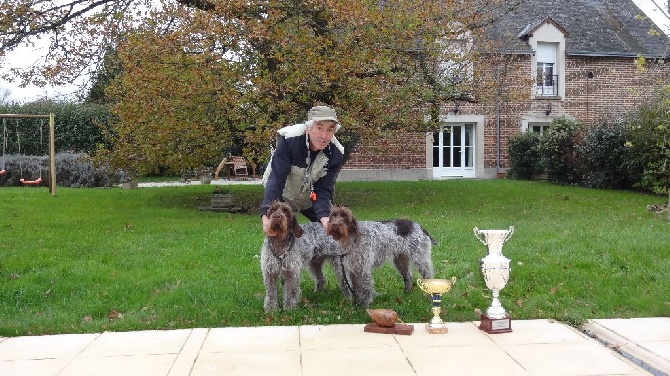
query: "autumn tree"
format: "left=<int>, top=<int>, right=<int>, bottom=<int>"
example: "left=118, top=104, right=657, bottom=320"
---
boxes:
left=1, top=0, right=522, bottom=176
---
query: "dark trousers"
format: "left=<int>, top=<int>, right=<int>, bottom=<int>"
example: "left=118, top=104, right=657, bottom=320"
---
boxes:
left=300, top=207, right=318, bottom=222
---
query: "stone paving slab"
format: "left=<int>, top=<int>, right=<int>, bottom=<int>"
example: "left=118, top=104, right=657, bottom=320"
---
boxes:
left=0, top=319, right=665, bottom=376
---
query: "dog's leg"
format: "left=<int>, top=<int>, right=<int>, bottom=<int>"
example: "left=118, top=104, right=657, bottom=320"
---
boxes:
left=330, top=255, right=352, bottom=299
left=393, top=254, right=414, bottom=292
left=282, top=269, right=302, bottom=309
left=350, top=267, right=375, bottom=307
left=412, top=242, right=435, bottom=279
left=262, top=265, right=280, bottom=312
left=308, top=255, right=327, bottom=292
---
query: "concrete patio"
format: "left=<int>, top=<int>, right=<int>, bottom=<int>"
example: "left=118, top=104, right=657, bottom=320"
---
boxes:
left=1, top=318, right=668, bottom=375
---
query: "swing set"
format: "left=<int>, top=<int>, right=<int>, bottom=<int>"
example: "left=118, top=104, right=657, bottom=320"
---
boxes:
left=0, top=113, right=57, bottom=196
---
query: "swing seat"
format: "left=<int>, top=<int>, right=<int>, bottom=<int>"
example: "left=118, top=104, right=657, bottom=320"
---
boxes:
left=20, top=177, right=43, bottom=185
left=0, top=169, right=5, bottom=175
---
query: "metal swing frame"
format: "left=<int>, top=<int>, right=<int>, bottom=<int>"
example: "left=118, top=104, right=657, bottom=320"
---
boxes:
left=0, top=113, right=57, bottom=196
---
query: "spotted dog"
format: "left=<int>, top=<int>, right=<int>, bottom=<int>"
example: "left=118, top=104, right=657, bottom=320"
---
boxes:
left=326, top=205, right=435, bottom=307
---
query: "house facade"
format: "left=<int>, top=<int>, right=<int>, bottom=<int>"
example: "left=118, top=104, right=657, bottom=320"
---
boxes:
left=338, top=0, right=670, bottom=181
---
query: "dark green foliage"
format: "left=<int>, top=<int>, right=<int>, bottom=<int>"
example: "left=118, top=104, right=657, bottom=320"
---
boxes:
left=626, top=93, right=670, bottom=195
left=0, top=101, right=113, bottom=156
left=579, top=119, right=636, bottom=189
left=539, top=117, right=584, bottom=185
left=507, top=131, right=543, bottom=179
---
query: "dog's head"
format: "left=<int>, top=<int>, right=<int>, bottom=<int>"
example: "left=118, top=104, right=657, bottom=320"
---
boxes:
left=326, top=205, right=359, bottom=242
left=266, top=201, right=303, bottom=238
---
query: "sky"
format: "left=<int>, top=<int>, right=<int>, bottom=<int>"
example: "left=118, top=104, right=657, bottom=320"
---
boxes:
left=1, top=0, right=669, bottom=103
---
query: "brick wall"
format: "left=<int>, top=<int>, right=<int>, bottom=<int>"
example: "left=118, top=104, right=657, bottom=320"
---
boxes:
left=344, top=133, right=426, bottom=169
left=342, top=54, right=669, bottom=174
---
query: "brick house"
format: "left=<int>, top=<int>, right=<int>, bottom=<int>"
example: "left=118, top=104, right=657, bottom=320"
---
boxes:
left=338, top=0, right=670, bottom=181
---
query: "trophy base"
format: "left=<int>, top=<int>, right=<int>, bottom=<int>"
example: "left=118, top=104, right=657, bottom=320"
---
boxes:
left=479, top=314, right=512, bottom=334
left=364, top=323, right=414, bottom=335
left=425, top=323, right=448, bottom=334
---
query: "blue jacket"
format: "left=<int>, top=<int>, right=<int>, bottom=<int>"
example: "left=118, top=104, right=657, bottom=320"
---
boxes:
left=261, top=123, right=344, bottom=220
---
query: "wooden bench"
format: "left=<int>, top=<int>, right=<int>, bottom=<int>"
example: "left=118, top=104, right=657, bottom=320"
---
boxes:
left=214, top=156, right=250, bottom=180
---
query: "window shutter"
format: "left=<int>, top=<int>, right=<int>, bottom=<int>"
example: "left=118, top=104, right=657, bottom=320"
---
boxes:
left=536, top=43, right=556, bottom=64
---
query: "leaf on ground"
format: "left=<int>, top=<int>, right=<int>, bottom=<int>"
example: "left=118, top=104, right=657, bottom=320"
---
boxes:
left=107, top=310, right=123, bottom=320
left=516, top=299, right=523, bottom=307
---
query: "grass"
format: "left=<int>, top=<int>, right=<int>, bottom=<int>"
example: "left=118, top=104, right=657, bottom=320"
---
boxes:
left=0, top=179, right=668, bottom=336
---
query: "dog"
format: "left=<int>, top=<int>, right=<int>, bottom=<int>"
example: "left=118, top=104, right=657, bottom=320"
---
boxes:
left=326, top=205, right=435, bottom=307
left=260, top=201, right=347, bottom=312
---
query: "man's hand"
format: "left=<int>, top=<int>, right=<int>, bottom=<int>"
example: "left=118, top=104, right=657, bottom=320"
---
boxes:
left=319, top=216, right=329, bottom=231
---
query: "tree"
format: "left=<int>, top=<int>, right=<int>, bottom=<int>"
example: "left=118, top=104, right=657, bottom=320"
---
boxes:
left=1, top=0, right=523, bottom=176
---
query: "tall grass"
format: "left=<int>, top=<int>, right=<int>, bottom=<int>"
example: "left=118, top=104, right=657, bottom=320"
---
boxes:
left=0, top=179, right=668, bottom=336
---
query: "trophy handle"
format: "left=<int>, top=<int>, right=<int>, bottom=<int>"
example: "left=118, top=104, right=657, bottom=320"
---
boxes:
left=473, top=227, right=487, bottom=246
left=504, top=226, right=515, bottom=243
left=416, top=279, right=427, bottom=294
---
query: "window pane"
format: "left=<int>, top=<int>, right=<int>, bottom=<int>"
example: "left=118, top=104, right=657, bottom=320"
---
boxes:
left=452, top=146, right=461, bottom=167
left=443, top=146, right=451, bottom=166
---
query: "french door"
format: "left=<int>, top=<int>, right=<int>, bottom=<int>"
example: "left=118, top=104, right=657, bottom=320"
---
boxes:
left=432, top=123, right=475, bottom=178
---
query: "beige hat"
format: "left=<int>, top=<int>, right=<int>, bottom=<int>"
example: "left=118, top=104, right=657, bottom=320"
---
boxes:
left=308, top=105, right=339, bottom=123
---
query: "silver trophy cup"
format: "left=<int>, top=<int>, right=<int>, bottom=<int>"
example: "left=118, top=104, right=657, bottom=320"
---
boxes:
left=474, top=226, right=514, bottom=334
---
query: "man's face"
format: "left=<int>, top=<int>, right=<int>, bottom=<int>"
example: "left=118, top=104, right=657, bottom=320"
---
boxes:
left=307, top=121, right=337, bottom=151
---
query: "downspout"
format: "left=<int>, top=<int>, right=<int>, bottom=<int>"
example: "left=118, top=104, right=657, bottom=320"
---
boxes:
left=496, top=66, right=501, bottom=176
left=496, top=101, right=501, bottom=175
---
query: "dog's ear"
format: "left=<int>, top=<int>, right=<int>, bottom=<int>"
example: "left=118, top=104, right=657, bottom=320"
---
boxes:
left=292, top=215, right=304, bottom=238
left=350, top=216, right=360, bottom=237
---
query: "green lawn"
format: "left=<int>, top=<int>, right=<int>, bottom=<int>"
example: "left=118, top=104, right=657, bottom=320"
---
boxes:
left=0, top=179, right=668, bottom=336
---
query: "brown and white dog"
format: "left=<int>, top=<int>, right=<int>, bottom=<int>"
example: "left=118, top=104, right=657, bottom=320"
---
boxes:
left=326, top=205, right=435, bottom=307
left=260, top=201, right=346, bottom=311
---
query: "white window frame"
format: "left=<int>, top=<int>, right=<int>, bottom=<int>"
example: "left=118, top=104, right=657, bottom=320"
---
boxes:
left=536, top=42, right=558, bottom=97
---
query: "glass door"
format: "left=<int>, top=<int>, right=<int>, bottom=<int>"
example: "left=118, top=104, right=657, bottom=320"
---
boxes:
left=432, top=123, right=474, bottom=178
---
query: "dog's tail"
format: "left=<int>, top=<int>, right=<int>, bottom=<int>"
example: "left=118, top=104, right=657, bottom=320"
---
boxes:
left=422, top=227, right=438, bottom=245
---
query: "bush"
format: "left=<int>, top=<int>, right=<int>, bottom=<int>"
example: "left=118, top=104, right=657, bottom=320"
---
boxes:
left=0, top=101, right=112, bottom=156
left=540, top=117, right=584, bottom=185
left=507, top=131, right=543, bottom=179
left=626, top=93, right=670, bottom=195
left=578, top=118, right=636, bottom=189
left=0, top=153, right=123, bottom=187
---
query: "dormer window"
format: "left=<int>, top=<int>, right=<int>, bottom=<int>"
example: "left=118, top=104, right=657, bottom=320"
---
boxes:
left=520, top=17, right=567, bottom=99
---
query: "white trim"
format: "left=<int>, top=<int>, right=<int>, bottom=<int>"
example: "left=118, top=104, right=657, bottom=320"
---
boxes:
left=427, top=114, right=485, bottom=178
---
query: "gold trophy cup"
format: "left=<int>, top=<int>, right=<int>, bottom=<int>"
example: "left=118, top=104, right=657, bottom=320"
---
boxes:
left=417, top=277, right=456, bottom=334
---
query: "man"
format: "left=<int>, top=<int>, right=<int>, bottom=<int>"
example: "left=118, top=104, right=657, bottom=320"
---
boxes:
left=260, top=105, right=344, bottom=235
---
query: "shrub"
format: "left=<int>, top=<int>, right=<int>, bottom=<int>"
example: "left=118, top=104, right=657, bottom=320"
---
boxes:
left=625, top=91, right=670, bottom=195
left=507, top=131, right=543, bottom=179
left=540, top=117, right=584, bottom=185
left=0, top=153, right=122, bottom=187
left=578, top=118, right=636, bottom=189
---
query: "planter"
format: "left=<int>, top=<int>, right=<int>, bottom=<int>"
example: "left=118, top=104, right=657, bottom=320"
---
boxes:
left=211, top=193, right=233, bottom=208
left=121, top=181, right=138, bottom=190
left=200, top=176, right=212, bottom=184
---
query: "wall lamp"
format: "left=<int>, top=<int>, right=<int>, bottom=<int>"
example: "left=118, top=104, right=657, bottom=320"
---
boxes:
left=453, top=101, right=460, bottom=115
left=545, top=102, right=553, bottom=116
